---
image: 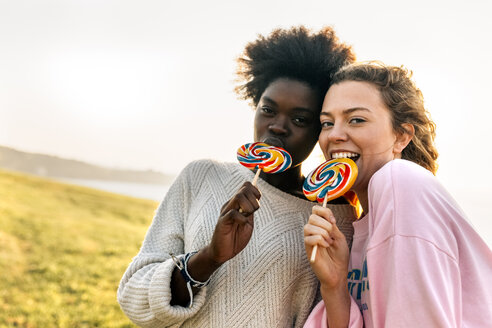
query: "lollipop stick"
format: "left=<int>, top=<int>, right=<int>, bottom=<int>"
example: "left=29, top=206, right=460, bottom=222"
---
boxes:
left=252, top=167, right=261, bottom=186
left=310, top=246, right=318, bottom=263
left=310, top=194, right=329, bottom=263
left=322, top=193, right=329, bottom=207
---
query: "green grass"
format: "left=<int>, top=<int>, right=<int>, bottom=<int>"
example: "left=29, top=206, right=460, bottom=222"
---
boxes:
left=0, top=169, right=159, bottom=327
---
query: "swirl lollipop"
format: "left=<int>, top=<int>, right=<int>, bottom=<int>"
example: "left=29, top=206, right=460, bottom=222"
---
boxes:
left=303, top=158, right=358, bottom=262
left=237, top=142, right=292, bottom=185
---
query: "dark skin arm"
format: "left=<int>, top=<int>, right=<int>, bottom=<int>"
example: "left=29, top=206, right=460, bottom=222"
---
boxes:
left=171, top=181, right=261, bottom=306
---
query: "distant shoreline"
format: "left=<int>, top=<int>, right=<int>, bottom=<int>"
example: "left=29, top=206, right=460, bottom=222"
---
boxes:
left=55, top=177, right=169, bottom=201
left=0, top=145, right=176, bottom=185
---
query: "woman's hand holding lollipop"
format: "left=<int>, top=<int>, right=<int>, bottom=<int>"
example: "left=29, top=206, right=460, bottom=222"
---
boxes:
left=207, top=142, right=293, bottom=265
left=303, top=158, right=357, bottom=263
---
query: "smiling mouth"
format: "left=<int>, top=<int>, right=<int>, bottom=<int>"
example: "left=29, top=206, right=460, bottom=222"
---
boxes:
left=330, top=152, right=360, bottom=162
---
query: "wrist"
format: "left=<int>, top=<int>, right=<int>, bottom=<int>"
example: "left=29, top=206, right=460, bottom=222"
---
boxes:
left=202, top=245, right=225, bottom=269
left=186, top=246, right=222, bottom=283
left=320, top=279, right=351, bottom=328
left=320, top=277, right=348, bottom=298
left=170, top=251, right=211, bottom=308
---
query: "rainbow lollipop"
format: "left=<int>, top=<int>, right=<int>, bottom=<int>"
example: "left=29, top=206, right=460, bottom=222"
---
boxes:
left=237, top=142, right=292, bottom=185
left=303, top=158, right=358, bottom=262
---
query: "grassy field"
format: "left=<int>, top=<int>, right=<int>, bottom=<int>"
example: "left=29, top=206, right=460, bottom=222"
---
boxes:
left=0, top=169, right=159, bottom=327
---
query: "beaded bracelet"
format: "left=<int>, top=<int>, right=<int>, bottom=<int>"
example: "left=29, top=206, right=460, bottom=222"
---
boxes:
left=170, top=251, right=211, bottom=308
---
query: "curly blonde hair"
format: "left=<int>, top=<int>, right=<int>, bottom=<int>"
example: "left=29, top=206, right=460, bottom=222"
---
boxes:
left=332, top=61, right=438, bottom=174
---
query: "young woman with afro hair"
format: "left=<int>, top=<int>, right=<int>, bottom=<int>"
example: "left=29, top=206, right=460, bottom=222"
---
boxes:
left=118, top=26, right=356, bottom=328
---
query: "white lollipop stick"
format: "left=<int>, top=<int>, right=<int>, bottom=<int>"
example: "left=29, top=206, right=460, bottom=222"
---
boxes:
left=310, top=194, right=329, bottom=263
left=252, top=167, right=261, bottom=186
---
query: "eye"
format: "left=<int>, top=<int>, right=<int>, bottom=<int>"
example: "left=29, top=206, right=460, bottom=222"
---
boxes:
left=349, top=117, right=366, bottom=124
left=320, top=121, right=334, bottom=129
left=293, top=116, right=308, bottom=126
left=260, top=106, right=275, bottom=115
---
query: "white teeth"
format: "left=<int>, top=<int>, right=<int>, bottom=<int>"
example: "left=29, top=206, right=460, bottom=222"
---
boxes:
left=331, top=152, right=358, bottom=160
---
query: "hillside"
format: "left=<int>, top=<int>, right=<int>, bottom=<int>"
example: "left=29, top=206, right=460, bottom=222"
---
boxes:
left=0, top=169, right=158, bottom=327
left=0, top=145, right=174, bottom=184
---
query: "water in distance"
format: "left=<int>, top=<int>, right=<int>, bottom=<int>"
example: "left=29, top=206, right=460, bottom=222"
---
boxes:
left=56, top=177, right=169, bottom=201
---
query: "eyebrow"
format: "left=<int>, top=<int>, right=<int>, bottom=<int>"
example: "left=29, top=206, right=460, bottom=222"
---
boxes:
left=261, top=96, right=277, bottom=105
left=320, top=107, right=370, bottom=117
left=261, top=96, right=316, bottom=113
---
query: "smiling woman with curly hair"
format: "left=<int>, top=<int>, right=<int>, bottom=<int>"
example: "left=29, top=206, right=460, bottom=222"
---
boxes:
left=303, top=62, right=492, bottom=328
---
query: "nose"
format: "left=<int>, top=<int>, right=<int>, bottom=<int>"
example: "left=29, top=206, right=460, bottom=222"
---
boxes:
left=268, top=117, right=288, bottom=135
left=326, top=123, right=347, bottom=143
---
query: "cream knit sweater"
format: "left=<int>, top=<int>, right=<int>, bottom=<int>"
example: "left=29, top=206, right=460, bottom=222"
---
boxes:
left=117, top=160, right=356, bottom=328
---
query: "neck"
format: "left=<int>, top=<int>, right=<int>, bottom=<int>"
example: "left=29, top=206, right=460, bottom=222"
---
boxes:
left=259, top=165, right=305, bottom=197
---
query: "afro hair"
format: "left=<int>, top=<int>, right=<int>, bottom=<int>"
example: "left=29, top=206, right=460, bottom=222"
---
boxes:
left=235, top=26, right=355, bottom=107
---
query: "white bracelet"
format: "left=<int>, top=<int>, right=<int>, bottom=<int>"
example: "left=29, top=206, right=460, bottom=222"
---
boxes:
left=170, top=251, right=211, bottom=308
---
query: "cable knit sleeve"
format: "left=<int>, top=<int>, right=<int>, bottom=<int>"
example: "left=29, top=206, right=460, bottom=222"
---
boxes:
left=117, top=161, right=209, bottom=328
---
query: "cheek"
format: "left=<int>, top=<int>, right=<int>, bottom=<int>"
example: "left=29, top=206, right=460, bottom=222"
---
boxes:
left=362, top=129, right=394, bottom=153
left=253, top=113, right=265, bottom=138
left=253, top=111, right=260, bottom=126
left=318, top=131, right=329, bottom=155
left=297, top=128, right=319, bottom=149
left=288, top=130, right=318, bottom=164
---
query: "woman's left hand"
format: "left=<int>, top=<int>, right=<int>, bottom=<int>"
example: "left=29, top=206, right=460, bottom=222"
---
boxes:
left=304, top=205, right=350, bottom=290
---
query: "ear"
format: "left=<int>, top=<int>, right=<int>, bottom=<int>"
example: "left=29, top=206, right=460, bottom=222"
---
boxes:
left=393, top=123, right=414, bottom=154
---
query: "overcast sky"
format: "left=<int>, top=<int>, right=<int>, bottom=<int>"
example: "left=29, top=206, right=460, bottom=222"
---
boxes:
left=1, top=0, right=491, bottom=245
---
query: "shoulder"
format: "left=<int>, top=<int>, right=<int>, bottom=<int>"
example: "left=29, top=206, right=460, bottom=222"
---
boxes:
left=370, top=159, right=434, bottom=190
left=368, top=159, right=455, bottom=214
left=368, top=159, right=443, bottom=207
left=371, top=159, right=454, bottom=208
left=180, top=159, right=241, bottom=178
left=182, top=159, right=222, bottom=172
left=177, top=159, right=254, bottom=194
left=169, top=159, right=228, bottom=191
left=367, top=160, right=470, bottom=256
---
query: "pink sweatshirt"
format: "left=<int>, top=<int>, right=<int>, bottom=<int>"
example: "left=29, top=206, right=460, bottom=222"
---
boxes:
left=304, top=159, right=492, bottom=327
